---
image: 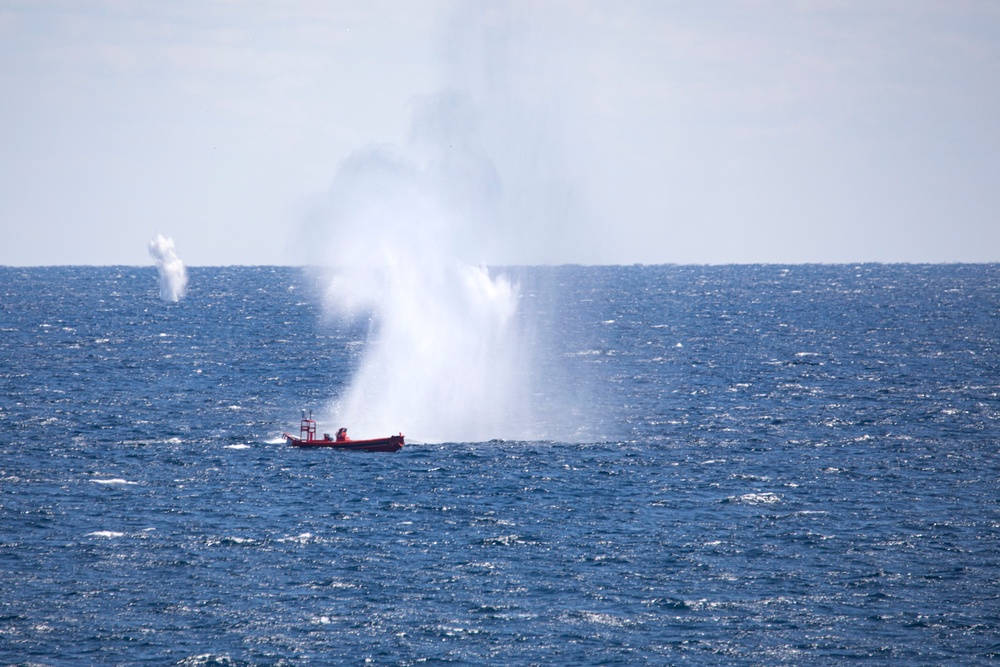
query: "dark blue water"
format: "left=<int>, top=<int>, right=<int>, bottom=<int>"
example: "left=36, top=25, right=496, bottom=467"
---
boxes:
left=2, top=265, right=999, bottom=665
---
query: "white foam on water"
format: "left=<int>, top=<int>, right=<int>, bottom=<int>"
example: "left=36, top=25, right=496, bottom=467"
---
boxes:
left=177, top=654, right=234, bottom=667
left=91, top=478, right=137, bottom=485
left=224, top=444, right=251, bottom=450
left=735, top=492, right=782, bottom=505
left=87, top=531, right=125, bottom=538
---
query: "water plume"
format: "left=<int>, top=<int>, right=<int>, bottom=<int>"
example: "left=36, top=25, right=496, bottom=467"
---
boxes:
left=148, top=234, right=188, bottom=302
left=307, top=5, right=608, bottom=443
left=310, top=92, right=542, bottom=443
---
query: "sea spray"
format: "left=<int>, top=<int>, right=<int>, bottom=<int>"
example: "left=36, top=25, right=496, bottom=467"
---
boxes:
left=312, top=94, right=538, bottom=443
left=326, top=260, right=526, bottom=443
left=308, top=3, right=608, bottom=442
left=148, top=235, right=188, bottom=302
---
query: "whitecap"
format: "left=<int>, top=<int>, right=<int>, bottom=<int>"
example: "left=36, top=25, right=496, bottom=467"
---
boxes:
left=91, top=478, right=137, bottom=485
left=177, top=655, right=234, bottom=667
left=87, top=531, right=124, bottom=538
left=224, top=444, right=250, bottom=450
left=577, top=611, right=633, bottom=627
left=736, top=492, right=781, bottom=505
left=208, top=536, right=254, bottom=546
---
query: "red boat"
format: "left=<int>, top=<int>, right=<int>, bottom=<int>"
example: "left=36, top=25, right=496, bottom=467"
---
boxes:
left=283, top=413, right=404, bottom=452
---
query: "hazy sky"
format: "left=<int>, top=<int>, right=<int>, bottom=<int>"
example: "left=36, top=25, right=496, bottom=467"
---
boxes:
left=2, top=0, right=998, bottom=266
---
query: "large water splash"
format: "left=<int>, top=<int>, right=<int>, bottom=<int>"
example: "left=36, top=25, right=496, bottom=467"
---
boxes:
left=310, top=92, right=547, bottom=443
left=307, top=3, right=611, bottom=442
left=326, top=259, right=527, bottom=443
left=148, top=234, right=188, bottom=302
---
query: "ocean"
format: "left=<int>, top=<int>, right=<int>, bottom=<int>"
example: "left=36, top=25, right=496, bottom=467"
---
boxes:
left=1, top=264, right=998, bottom=665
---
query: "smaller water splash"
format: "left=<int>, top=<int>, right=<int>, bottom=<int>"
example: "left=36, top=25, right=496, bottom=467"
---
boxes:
left=148, top=234, right=188, bottom=302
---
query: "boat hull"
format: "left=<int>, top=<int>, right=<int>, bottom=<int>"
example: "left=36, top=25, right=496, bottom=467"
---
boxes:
left=283, top=433, right=404, bottom=452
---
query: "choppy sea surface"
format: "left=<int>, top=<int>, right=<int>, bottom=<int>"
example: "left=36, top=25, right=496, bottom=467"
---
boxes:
left=2, top=264, right=999, bottom=666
